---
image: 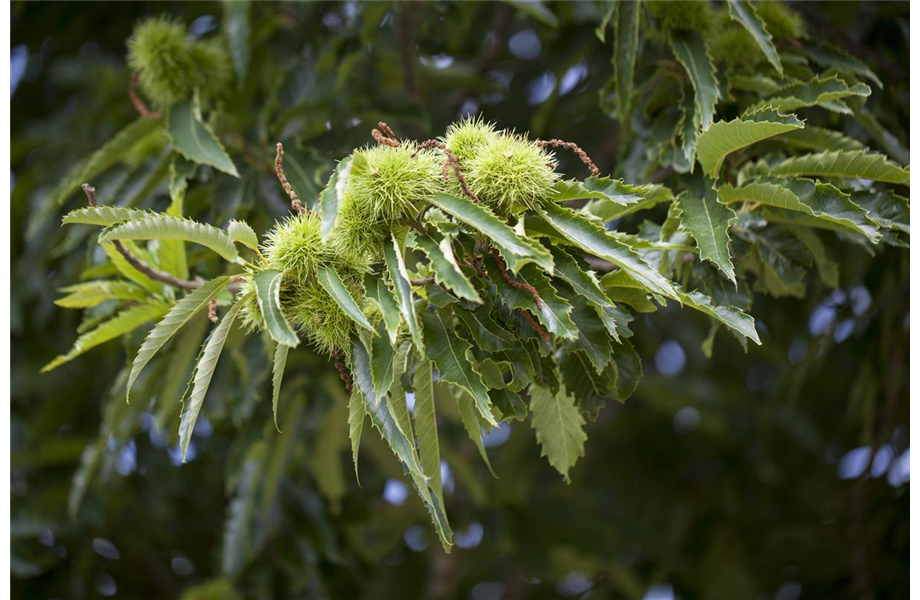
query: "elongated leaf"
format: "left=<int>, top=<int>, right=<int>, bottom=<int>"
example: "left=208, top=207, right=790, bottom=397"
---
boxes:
left=768, top=150, right=910, bottom=186
left=421, top=310, right=497, bottom=427
left=580, top=179, right=675, bottom=223
left=530, top=384, right=586, bottom=483
left=347, top=388, right=365, bottom=483
left=271, top=343, right=289, bottom=431
left=316, top=266, right=375, bottom=334
left=179, top=300, right=243, bottom=461
left=384, top=234, right=423, bottom=351
left=370, top=322, right=396, bottom=398
left=484, top=261, right=579, bottom=341
left=53, top=118, right=163, bottom=205
left=454, top=390, right=497, bottom=478
left=42, top=302, right=170, bottom=372
left=727, top=0, right=782, bottom=74
left=167, top=100, right=239, bottom=177
left=100, top=215, right=241, bottom=263
left=63, top=205, right=154, bottom=226
left=55, top=280, right=147, bottom=308
left=675, top=288, right=761, bottom=344
left=366, top=273, right=401, bottom=345
left=677, top=188, right=737, bottom=282
left=454, top=306, right=515, bottom=353
left=800, top=42, right=882, bottom=88
left=253, top=270, right=300, bottom=347
left=852, top=189, right=909, bottom=234
left=227, top=220, right=259, bottom=253
left=413, top=361, right=444, bottom=507
left=671, top=29, right=720, bottom=132
left=696, top=108, right=804, bottom=178
left=161, top=173, right=190, bottom=280
left=127, top=277, right=230, bottom=400
left=777, top=127, right=864, bottom=153
left=759, top=76, right=870, bottom=113
left=222, top=0, right=251, bottom=82
left=414, top=232, right=481, bottom=303
left=428, top=193, right=554, bottom=274
left=613, top=0, right=641, bottom=122
left=320, top=156, right=352, bottom=241
left=101, top=242, right=162, bottom=293
left=600, top=270, right=658, bottom=312
left=538, top=203, right=677, bottom=299
left=565, top=295, right=613, bottom=374
left=720, top=177, right=881, bottom=242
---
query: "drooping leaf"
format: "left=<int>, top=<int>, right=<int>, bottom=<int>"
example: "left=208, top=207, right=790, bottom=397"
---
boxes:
left=99, top=214, right=242, bottom=263
left=549, top=243, right=619, bottom=311
left=758, top=76, right=871, bottom=113
left=612, top=0, right=641, bottom=123
left=421, top=310, right=497, bottom=427
left=565, top=295, right=613, bottom=374
left=227, top=220, right=260, bottom=253
left=674, top=288, right=761, bottom=344
left=178, top=300, right=243, bottom=461
left=316, top=265, right=376, bottom=335
left=852, top=189, right=909, bottom=234
left=428, top=193, right=554, bottom=274
left=677, top=188, right=737, bottom=282
left=413, top=361, right=444, bottom=507
left=55, top=280, right=147, bottom=308
left=253, top=270, right=300, bottom=347
left=799, top=42, right=882, bottom=89
left=529, top=384, right=586, bottom=483
left=347, top=388, right=365, bottom=483
left=127, top=277, right=230, bottom=400
left=453, top=389, right=497, bottom=478
left=768, top=150, right=910, bottom=186
left=670, top=29, right=720, bottom=132
left=167, top=100, right=239, bottom=177
left=320, top=156, right=353, bottom=241
left=720, top=178, right=881, bottom=242
left=777, top=127, right=864, bottom=153
left=370, top=321, right=396, bottom=398
left=365, top=273, right=401, bottom=346
left=63, top=205, right=154, bottom=226
left=726, top=0, right=782, bottom=74
left=42, top=302, right=170, bottom=372
left=695, top=108, right=804, bottom=178
left=413, top=231, right=481, bottom=303
left=271, top=343, right=289, bottom=431
left=384, top=234, right=423, bottom=351
left=578, top=177, right=675, bottom=222
left=484, top=260, right=579, bottom=341
left=453, top=306, right=515, bottom=353
left=222, top=0, right=251, bottom=83
left=537, top=203, right=678, bottom=299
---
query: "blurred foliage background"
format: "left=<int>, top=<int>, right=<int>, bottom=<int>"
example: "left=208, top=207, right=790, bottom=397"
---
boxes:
left=11, top=2, right=908, bottom=599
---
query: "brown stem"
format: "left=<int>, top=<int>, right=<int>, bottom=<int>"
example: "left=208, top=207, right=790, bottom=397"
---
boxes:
left=417, top=139, right=479, bottom=203
left=371, top=128, right=400, bottom=147
left=274, top=143, right=306, bottom=214
left=377, top=121, right=398, bottom=141
left=332, top=350, right=353, bottom=392
left=517, top=308, right=550, bottom=347
left=535, top=138, right=599, bottom=176
left=128, top=73, right=161, bottom=120
left=491, top=247, right=542, bottom=309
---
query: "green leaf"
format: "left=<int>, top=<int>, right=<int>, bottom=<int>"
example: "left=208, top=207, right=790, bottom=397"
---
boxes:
left=677, top=188, right=737, bottom=282
left=178, top=300, right=243, bottom=461
left=600, top=270, right=657, bottom=312
left=365, top=273, right=401, bottom=346
left=101, top=242, right=162, bottom=293
left=529, top=385, right=586, bottom=483
left=316, top=266, right=375, bottom=335
left=759, top=76, right=870, bottom=113
left=695, top=108, right=804, bottom=178
left=253, top=270, right=300, bottom=347
left=41, top=302, right=170, bottom=372
left=100, top=215, right=242, bottom=263
left=506, top=0, right=558, bottom=28
left=127, top=277, right=230, bottom=401
left=552, top=246, right=613, bottom=306
left=453, top=389, right=497, bottom=478
left=370, top=322, right=396, bottom=398
left=777, top=127, right=864, bottom=153
left=320, top=156, right=353, bottom=241
left=485, top=261, right=579, bottom=341
left=63, top=205, right=154, bottom=226
left=852, top=189, right=909, bottom=234
left=347, top=389, right=365, bottom=483
left=800, top=42, right=882, bottom=88
left=789, top=226, right=839, bottom=288
left=55, top=280, right=147, bottom=308
left=720, top=178, right=881, bottom=242
left=670, top=29, right=720, bottom=132
left=167, top=100, right=239, bottom=177
left=384, top=234, right=423, bottom=351
left=421, top=309, right=497, bottom=427
left=413, top=232, right=481, bottom=303
left=610, top=340, right=642, bottom=401
left=726, top=0, right=782, bottom=74
left=613, top=0, right=641, bottom=123
left=565, top=295, right=613, bottom=374
left=413, top=361, right=445, bottom=507
left=271, top=343, right=289, bottom=431
left=53, top=118, right=163, bottom=205
left=537, top=203, right=678, bottom=299
left=428, top=193, right=554, bottom=274
left=675, top=288, right=761, bottom=344
left=222, top=0, right=251, bottom=83
left=453, top=306, right=515, bottom=353
left=768, top=150, right=910, bottom=186
left=227, top=220, right=260, bottom=253
left=580, top=179, right=675, bottom=223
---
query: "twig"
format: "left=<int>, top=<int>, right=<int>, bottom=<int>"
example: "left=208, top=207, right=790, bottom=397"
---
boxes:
left=274, top=143, right=307, bottom=214
left=491, top=247, right=542, bottom=309
left=517, top=308, right=550, bottom=347
left=332, top=350, right=353, bottom=392
left=377, top=121, right=398, bottom=141
left=82, top=184, right=203, bottom=291
left=535, top=138, right=599, bottom=176
left=371, top=128, right=399, bottom=147
left=417, top=139, right=479, bottom=203
left=128, top=73, right=161, bottom=120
